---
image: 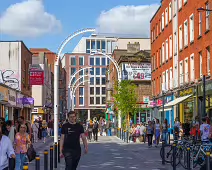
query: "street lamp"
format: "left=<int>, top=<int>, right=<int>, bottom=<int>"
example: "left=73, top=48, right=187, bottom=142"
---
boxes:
left=67, top=67, right=92, bottom=112
left=71, top=80, right=90, bottom=111
left=54, top=28, right=95, bottom=143
left=90, top=50, right=122, bottom=128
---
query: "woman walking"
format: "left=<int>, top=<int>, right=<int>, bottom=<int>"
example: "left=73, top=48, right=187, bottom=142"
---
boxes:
left=162, top=119, right=169, bottom=144
left=14, top=124, right=31, bottom=170
left=146, top=121, right=154, bottom=147
left=154, top=119, right=161, bottom=147
left=31, top=120, right=39, bottom=143
left=87, top=120, right=93, bottom=142
left=42, top=120, right=48, bottom=143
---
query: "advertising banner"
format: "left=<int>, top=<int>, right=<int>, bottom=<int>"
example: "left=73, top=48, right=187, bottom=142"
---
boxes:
left=122, top=63, right=151, bottom=81
left=29, top=64, right=44, bottom=85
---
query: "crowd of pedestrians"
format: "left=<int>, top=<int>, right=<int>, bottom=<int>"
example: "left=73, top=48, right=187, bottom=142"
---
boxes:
left=127, top=116, right=212, bottom=147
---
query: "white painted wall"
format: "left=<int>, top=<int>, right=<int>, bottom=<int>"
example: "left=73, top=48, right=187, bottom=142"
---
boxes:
left=117, top=38, right=151, bottom=50
left=0, top=42, right=22, bottom=91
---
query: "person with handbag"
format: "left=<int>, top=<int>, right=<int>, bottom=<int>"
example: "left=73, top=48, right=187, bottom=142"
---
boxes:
left=0, top=125, right=16, bottom=170
left=14, top=124, right=31, bottom=170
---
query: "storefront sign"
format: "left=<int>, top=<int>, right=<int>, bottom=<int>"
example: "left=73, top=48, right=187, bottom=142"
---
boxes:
left=166, top=96, right=173, bottom=103
left=0, top=86, right=8, bottom=102
left=179, top=88, right=194, bottom=97
left=20, top=97, right=34, bottom=105
left=16, top=93, right=23, bottom=108
left=29, top=64, right=44, bottom=85
left=143, top=96, right=149, bottom=103
left=198, top=80, right=212, bottom=96
left=122, top=63, right=151, bottom=81
left=8, top=89, right=16, bottom=106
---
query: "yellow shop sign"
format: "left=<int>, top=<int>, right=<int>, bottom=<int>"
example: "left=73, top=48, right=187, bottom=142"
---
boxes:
left=179, top=88, right=193, bottom=97
left=0, top=86, right=8, bottom=102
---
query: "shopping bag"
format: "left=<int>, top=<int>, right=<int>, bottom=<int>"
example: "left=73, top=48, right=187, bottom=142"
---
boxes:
left=27, top=144, right=36, bottom=162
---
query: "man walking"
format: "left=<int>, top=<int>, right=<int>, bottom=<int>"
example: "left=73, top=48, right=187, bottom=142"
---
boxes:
left=60, top=111, right=88, bottom=170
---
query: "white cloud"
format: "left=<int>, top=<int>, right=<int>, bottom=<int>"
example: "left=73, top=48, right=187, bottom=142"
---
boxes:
left=96, top=4, right=159, bottom=37
left=0, top=0, right=62, bottom=38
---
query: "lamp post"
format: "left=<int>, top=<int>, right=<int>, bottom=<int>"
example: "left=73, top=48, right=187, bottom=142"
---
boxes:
left=71, top=80, right=90, bottom=111
left=91, top=50, right=122, bottom=128
left=54, top=28, right=95, bottom=143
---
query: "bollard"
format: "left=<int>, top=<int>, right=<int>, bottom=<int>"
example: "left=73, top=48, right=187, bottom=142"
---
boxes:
left=54, top=142, right=58, bottom=168
left=35, top=156, right=40, bottom=170
left=119, top=129, right=121, bottom=139
left=124, top=131, right=126, bottom=142
left=187, top=147, right=190, bottom=170
left=44, top=150, right=48, bottom=170
left=58, top=139, right=60, bottom=163
left=50, top=146, right=53, bottom=170
left=23, top=163, right=28, bottom=170
left=127, top=131, right=129, bottom=143
left=122, top=129, right=124, bottom=140
left=206, top=151, right=210, bottom=170
left=162, top=140, right=165, bottom=165
left=168, top=132, right=170, bottom=144
left=172, top=143, right=176, bottom=170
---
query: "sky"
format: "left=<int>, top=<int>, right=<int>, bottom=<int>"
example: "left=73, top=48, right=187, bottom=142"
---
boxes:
left=0, top=0, right=160, bottom=53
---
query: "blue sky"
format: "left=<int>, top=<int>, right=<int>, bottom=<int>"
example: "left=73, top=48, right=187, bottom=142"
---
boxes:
left=0, top=0, right=160, bottom=53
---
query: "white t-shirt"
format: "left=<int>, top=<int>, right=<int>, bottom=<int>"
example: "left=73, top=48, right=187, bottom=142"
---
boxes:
left=200, top=123, right=210, bottom=141
left=139, top=125, right=146, bottom=135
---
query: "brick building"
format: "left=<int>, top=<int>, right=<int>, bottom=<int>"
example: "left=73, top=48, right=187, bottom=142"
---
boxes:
left=151, top=0, right=212, bottom=127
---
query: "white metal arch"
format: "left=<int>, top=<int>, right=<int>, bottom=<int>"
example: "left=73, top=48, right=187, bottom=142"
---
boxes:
left=55, top=28, right=96, bottom=65
left=71, top=74, right=89, bottom=91
left=73, top=80, right=90, bottom=96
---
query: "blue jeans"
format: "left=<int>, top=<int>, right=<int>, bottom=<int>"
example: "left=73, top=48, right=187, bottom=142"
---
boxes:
left=107, top=129, right=112, bottom=136
left=15, top=153, right=26, bottom=170
left=162, top=131, right=168, bottom=144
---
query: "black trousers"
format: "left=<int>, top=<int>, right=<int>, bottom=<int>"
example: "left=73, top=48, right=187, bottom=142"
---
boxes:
left=93, top=129, right=98, bottom=141
left=88, top=131, right=92, bottom=141
left=63, top=150, right=81, bottom=170
left=147, top=134, right=153, bottom=146
left=3, top=167, right=8, bottom=170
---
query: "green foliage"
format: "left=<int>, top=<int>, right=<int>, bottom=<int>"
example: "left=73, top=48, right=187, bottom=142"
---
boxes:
left=113, top=80, right=138, bottom=119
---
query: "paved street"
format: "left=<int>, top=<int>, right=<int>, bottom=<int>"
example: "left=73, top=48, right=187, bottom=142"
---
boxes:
left=28, top=136, right=200, bottom=170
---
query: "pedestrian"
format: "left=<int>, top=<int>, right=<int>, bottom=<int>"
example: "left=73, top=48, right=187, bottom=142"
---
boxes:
left=42, top=120, right=48, bottom=143
left=87, top=120, right=93, bottom=142
left=5, top=120, right=16, bottom=144
left=0, top=125, right=16, bottom=170
left=154, top=119, right=161, bottom=147
left=139, top=122, right=146, bottom=143
left=47, top=119, right=53, bottom=137
left=31, top=120, right=39, bottom=143
left=146, top=121, right=154, bottom=148
left=200, top=117, right=210, bottom=144
left=37, top=117, right=42, bottom=140
left=60, top=111, right=88, bottom=170
left=93, top=120, right=99, bottom=141
left=162, top=119, right=169, bottom=144
left=14, top=124, right=31, bottom=170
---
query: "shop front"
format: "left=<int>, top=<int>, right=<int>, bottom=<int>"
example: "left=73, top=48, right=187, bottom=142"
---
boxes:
left=31, top=107, right=45, bottom=123
left=0, top=85, right=9, bottom=118
left=178, top=87, right=196, bottom=123
left=7, top=89, right=17, bottom=120
left=16, top=93, right=23, bottom=120
left=197, top=80, right=212, bottom=118
left=22, top=97, right=34, bottom=121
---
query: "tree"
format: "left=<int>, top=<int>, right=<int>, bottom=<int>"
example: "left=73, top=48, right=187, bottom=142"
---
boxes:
left=113, top=80, right=138, bottom=128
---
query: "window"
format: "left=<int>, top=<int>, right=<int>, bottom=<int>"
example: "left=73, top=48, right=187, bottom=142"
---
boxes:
left=86, top=40, right=90, bottom=53
left=90, top=68, right=94, bottom=75
left=96, top=58, right=100, bottom=65
left=162, top=43, right=165, bottom=63
left=199, top=12, right=202, bottom=36
left=156, top=51, right=158, bottom=67
left=79, top=97, right=83, bottom=105
left=170, top=68, right=173, bottom=89
left=162, top=13, right=165, bottom=30
left=79, top=87, right=84, bottom=95
left=160, top=48, right=162, bottom=65
left=190, top=54, right=195, bottom=81
left=165, top=39, right=168, bottom=61
left=174, top=32, right=177, bottom=54
left=151, top=31, right=153, bottom=42
left=199, top=52, right=203, bottom=77
left=162, top=72, right=165, bottom=90
left=207, top=46, right=210, bottom=74
left=169, top=35, right=172, bottom=58
left=102, top=77, right=106, bottom=85
left=90, top=87, right=94, bottom=95
left=102, top=87, right=106, bottom=95
left=179, top=25, right=183, bottom=50
left=189, top=14, right=194, bottom=42
left=90, top=77, right=94, bottom=85
left=71, top=68, right=76, bottom=74
left=79, top=56, right=84, bottom=66
left=101, top=41, right=106, bottom=53
left=173, top=0, right=177, bottom=15
left=107, top=58, right=110, bottom=65
left=184, top=0, right=187, bottom=5
left=169, top=2, right=172, bottom=21
left=79, top=69, right=84, bottom=76
left=91, top=40, right=95, bottom=50
left=179, top=61, right=183, bottom=85
left=156, top=23, right=158, bottom=36
left=153, top=55, right=156, bottom=69
left=184, top=58, right=188, bottom=82
left=74, top=97, right=76, bottom=105
left=97, top=40, right=100, bottom=50
left=102, top=97, right=106, bottom=104
left=101, top=58, right=106, bottom=65
left=166, top=70, right=169, bottom=90
left=184, top=20, right=188, bottom=46
left=96, top=77, right=100, bottom=85
left=179, top=0, right=182, bottom=10
left=96, top=97, right=100, bottom=104
left=90, top=57, right=94, bottom=65
left=165, top=8, right=168, bottom=26
left=206, top=3, right=210, bottom=30
left=96, top=87, right=100, bottom=95
left=70, top=57, right=76, bottom=66
left=159, top=20, right=162, bottom=33
left=90, top=97, right=94, bottom=105
left=96, top=68, right=100, bottom=75
left=102, top=68, right=106, bottom=75
left=159, top=75, right=162, bottom=92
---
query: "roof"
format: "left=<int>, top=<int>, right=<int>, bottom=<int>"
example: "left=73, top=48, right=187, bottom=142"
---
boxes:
left=150, top=2, right=162, bottom=23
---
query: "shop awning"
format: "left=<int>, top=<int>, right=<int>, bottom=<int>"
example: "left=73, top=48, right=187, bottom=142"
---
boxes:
left=159, top=108, right=172, bottom=112
left=164, top=94, right=192, bottom=108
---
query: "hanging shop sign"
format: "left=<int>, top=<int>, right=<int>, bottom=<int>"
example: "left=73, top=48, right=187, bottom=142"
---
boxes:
left=179, top=88, right=194, bottom=97
left=0, top=85, right=8, bottom=102
left=29, top=64, right=44, bottom=85
left=198, top=80, right=212, bottom=96
left=143, top=96, right=149, bottom=103
left=8, top=89, right=16, bottom=106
